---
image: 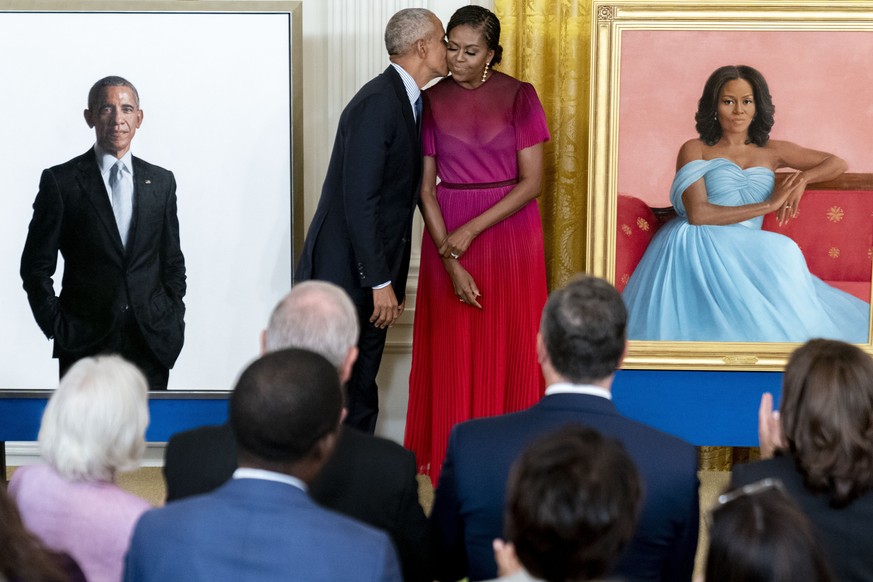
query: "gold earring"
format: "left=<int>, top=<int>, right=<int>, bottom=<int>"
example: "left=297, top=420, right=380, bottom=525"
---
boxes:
left=482, top=61, right=490, bottom=83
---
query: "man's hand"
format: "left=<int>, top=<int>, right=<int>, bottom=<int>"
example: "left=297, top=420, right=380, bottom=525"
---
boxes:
left=370, top=285, right=401, bottom=329
left=758, top=392, right=786, bottom=459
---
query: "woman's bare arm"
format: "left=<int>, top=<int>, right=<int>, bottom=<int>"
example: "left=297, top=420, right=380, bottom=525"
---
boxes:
left=678, top=140, right=797, bottom=226
left=440, top=143, right=544, bottom=259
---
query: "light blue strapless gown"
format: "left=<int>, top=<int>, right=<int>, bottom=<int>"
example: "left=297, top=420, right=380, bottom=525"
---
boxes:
left=623, top=158, right=870, bottom=343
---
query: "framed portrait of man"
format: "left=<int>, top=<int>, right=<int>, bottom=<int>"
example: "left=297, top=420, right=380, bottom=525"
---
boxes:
left=588, top=0, right=873, bottom=370
left=0, top=0, right=302, bottom=389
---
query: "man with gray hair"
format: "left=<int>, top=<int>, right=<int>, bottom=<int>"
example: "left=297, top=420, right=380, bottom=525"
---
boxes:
left=296, top=8, right=448, bottom=434
left=164, top=281, right=433, bottom=581
left=431, top=275, right=699, bottom=581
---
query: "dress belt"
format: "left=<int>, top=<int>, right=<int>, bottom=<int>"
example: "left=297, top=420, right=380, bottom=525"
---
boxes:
left=439, top=178, right=519, bottom=190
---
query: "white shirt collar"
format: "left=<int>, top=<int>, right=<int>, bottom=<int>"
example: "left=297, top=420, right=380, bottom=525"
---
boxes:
left=389, top=62, right=421, bottom=115
left=94, top=143, right=134, bottom=178
left=544, top=382, right=612, bottom=400
left=232, top=467, right=307, bottom=492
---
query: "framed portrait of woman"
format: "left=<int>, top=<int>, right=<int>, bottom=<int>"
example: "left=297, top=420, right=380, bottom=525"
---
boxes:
left=588, top=0, right=873, bottom=370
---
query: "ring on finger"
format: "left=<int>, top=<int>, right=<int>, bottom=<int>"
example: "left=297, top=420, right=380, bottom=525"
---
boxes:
left=450, top=252, right=459, bottom=259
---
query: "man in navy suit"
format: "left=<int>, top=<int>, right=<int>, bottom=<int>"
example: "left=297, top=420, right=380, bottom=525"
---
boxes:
left=125, top=349, right=402, bottom=582
left=430, top=275, right=699, bottom=581
left=162, top=281, right=432, bottom=581
left=296, top=8, right=447, bottom=433
left=21, top=76, right=185, bottom=388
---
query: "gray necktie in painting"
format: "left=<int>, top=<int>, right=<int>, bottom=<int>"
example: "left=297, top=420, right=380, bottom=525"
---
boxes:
left=110, top=161, right=132, bottom=248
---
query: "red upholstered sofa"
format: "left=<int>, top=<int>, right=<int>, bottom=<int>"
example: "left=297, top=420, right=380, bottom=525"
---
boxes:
left=615, top=174, right=873, bottom=303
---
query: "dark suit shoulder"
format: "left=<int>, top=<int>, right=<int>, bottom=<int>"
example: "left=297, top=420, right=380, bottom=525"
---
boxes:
left=731, top=455, right=802, bottom=489
left=132, top=155, right=173, bottom=177
left=313, top=427, right=415, bottom=495
left=312, top=427, right=431, bottom=582
left=340, top=426, right=416, bottom=467
left=167, top=423, right=233, bottom=447
left=43, top=150, right=96, bottom=177
left=163, top=424, right=237, bottom=502
left=342, top=67, right=406, bottom=119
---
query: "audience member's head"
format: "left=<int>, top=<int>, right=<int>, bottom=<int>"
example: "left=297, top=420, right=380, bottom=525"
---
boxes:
left=263, top=281, right=359, bottom=382
left=0, top=486, right=75, bottom=582
left=538, top=274, right=627, bottom=384
left=780, top=338, right=873, bottom=506
left=39, top=355, right=149, bottom=482
left=705, top=478, right=835, bottom=582
left=504, top=425, right=641, bottom=581
left=230, top=348, right=343, bottom=479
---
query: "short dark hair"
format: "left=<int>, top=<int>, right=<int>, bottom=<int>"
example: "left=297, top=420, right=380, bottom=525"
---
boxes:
left=505, top=425, right=641, bottom=581
left=706, top=482, right=834, bottom=582
left=780, top=339, right=873, bottom=506
left=540, top=275, right=627, bottom=383
left=230, top=348, right=342, bottom=465
left=695, top=65, right=774, bottom=147
left=88, top=75, right=140, bottom=110
left=446, top=5, right=503, bottom=66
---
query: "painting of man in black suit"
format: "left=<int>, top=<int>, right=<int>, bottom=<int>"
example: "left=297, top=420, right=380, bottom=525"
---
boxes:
left=295, top=8, right=448, bottom=434
left=20, top=76, right=186, bottom=389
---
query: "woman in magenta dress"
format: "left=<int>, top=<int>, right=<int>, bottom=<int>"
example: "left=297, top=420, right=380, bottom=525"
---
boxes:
left=404, top=5, right=550, bottom=484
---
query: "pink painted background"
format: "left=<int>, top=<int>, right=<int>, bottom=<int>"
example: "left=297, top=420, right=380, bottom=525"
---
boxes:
left=618, top=30, right=873, bottom=207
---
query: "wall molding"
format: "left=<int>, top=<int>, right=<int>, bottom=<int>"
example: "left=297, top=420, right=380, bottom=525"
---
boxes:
left=6, top=442, right=167, bottom=468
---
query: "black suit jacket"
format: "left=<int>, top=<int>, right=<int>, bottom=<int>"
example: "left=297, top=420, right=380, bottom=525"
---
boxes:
left=295, top=66, right=421, bottom=304
left=20, top=150, right=186, bottom=368
left=732, top=454, right=873, bottom=582
left=163, top=424, right=433, bottom=582
left=430, top=393, right=700, bottom=582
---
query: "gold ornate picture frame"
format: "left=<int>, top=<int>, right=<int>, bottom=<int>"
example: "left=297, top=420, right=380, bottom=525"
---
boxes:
left=588, top=1, right=873, bottom=370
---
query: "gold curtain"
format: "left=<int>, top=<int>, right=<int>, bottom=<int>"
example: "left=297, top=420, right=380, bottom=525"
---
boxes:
left=495, top=0, right=591, bottom=289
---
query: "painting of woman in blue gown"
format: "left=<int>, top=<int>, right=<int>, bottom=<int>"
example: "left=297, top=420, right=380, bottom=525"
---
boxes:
left=622, top=65, right=870, bottom=343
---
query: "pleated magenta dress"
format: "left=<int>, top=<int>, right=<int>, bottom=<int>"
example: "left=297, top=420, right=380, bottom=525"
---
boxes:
left=404, top=71, right=550, bottom=485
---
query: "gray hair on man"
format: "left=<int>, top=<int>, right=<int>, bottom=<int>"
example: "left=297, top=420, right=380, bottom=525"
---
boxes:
left=264, top=280, right=360, bottom=367
left=385, top=8, right=438, bottom=56
left=39, top=355, right=149, bottom=482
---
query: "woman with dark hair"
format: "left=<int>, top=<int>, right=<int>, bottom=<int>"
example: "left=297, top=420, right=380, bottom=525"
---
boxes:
left=705, top=478, right=834, bottom=582
left=405, top=5, right=550, bottom=483
left=0, top=486, right=85, bottom=582
left=732, top=339, right=873, bottom=581
left=622, top=65, right=869, bottom=343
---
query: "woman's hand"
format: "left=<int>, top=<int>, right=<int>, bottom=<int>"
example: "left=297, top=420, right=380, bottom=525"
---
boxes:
left=444, top=258, right=482, bottom=308
left=492, top=539, right=522, bottom=577
left=758, top=392, right=786, bottom=459
left=439, top=225, right=478, bottom=260
left=771, top=171, right=808, bottom=226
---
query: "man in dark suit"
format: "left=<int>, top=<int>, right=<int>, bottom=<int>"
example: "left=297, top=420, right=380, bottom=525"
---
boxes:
left=296, top=8, right=447, bottom=434
left=126, top=349, right=401, bottom=582
left=163, top=281, right=433, bottom=582
left=430, top=275, right=700, bottom=582
left=20, top=76, right=185, bottom=389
